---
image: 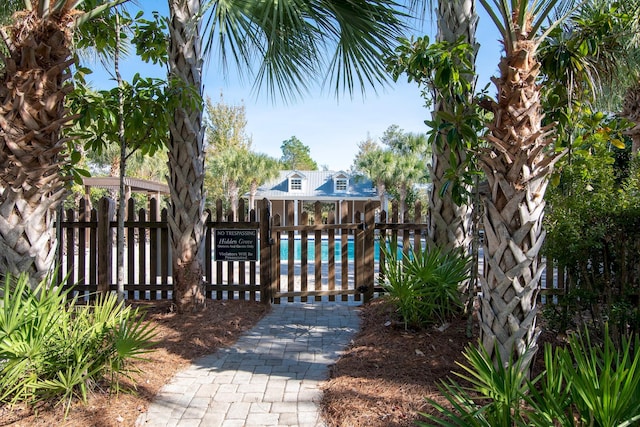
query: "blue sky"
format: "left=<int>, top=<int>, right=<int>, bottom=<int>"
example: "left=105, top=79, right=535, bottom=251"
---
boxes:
left=88, top=2, right=502, bottom=171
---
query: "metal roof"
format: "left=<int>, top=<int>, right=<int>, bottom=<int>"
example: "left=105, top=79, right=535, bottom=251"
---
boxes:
left=83, top=177, right=170, bottom=195
left=251, top=170, right=378, bottom=201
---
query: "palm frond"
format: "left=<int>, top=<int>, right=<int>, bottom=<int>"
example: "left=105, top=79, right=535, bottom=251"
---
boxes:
left=200, top=0, right=406, bottom=101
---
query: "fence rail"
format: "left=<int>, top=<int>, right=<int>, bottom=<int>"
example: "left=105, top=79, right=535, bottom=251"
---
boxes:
left=57, top=197, right=565, bottom=304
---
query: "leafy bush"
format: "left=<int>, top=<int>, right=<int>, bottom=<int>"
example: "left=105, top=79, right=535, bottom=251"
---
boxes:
left=419, top=325, right=640, bottom=427
left=0, top=273, right=156, bottom=415
left=379, top=242, right=471, bottom=329
left=544, top=120, right=640, bottom=340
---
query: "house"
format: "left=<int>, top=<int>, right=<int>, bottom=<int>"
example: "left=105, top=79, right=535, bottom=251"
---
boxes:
left=248, top=170, right=383, bottom=225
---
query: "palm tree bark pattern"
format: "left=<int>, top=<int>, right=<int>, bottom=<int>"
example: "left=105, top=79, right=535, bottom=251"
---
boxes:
left=621, top=81, right=640, bottom=154
left=478, top=28, right=563, bottom=363
left=0, top=8, right=74, bottom=282
left=429, top=0, right=478, bottom=252
left=166, top=0, right=206, bottom=311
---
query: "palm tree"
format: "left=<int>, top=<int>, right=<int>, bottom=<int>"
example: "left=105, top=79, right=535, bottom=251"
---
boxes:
left=391, top=153, right=428, bottom=221
left=355, top=146, right=396, bottom=210
left=209, top=148, right=280, bottom=219
left=476, top=0, right=568, bottom=365
left=431, top=0, right=478, bottom=252
left=383, top=131, right=430, bottom=221
left=166, top=0, right=405, bottom=311
left=622, top=81, right=640, bottom=153
left=247, top=152, right=280, bottom=212
left=208, top=147, right=251, bottom=220
left=0, top=0, right=124, bottom=284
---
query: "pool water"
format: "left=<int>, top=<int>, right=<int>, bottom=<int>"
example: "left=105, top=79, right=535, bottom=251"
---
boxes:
left=279, top=238, right=399, bottom=262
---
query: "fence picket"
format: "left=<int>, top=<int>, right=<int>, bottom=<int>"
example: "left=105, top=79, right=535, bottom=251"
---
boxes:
left=56, top=196, right=564, bottom=306
left=341, top=200, right=349, bottom=302
left=328, top=210, right=336, bottom=302
left=314, top=202, right=322, bottom=302
left=126, top=199, right=136, bottom=299
left=300, top=211, right=309, bottom=302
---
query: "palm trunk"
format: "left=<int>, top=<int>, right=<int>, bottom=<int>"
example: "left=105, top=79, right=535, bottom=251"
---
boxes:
left=429, top=0, right=478, bottom=251
left=0, top=9, right=73, bottom=284
left=228, top=180, right=239, bottom=221
left=427, top=145, right=473, bottom=248
left=621, top=81, right=640, bottom=153
left=478, top=33, right=563, bottom=364
left=430, top=0, right=479, bottom=301
left=249, top=181, right=258, bottom=211
left=399, top=185, right=407, bottom=223
left=376, top=181, right=387, bottom=212
left=167, top=0, right=206, bottom=312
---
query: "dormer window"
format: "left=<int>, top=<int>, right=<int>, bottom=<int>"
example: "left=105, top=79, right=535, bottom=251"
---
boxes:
left=335, top=178, right=347, bottom=192
left=333, top=172, right=349, bottom=193
left=290, top=178, right=302, bottom=190
left=287, top=172, right=305, bottom=192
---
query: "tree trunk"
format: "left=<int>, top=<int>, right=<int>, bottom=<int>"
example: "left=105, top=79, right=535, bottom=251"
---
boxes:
left=229, top=181, right=239, bottom=221
left=430, top=0, right=479, bottom=300
left=621, top=81, right=640, bottom=153
left=376, top=182, right=387, bottom=213
left=115, top=12, right=127, bottom=302
left=249, top=181, right=258, bottom=211
left=429, top=0, right=478, bottom=251
left=478, top=33, right=564, bottom=365
left=166, top=0, right=206, bottom=312
left=0, top=9, right=73, bottom=285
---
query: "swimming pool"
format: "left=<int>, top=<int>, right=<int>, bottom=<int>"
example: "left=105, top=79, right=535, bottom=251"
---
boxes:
left=278, top=238, right=407, bottom=262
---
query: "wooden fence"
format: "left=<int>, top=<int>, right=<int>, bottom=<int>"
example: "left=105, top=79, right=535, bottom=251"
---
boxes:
left=57, top=196, right=563, bottom=304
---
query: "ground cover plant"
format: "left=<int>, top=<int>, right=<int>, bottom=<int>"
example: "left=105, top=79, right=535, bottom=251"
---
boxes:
left=0, top=273, right=156, bottom=416
left=422, top=325, right=640, bottom=427
left=0, top=294, right=268, bottom=426
left=1, top=278, right=636, bottom=427
left=379, top=242, right=471, bottom=329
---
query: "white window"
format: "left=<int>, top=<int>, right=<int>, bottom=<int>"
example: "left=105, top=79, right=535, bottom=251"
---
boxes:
left=290, top=178, right=302, bottom=191
left=335, top=178, right=347, bottom=192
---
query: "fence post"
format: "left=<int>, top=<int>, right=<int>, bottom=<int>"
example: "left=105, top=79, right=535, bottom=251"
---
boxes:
left=259, top=198, right=272, bottom=305
left=354, top=211, right=363, bottom=301
left=363, top=201, right=376, bottom=302
left=97, top=197, right=114, bottom=295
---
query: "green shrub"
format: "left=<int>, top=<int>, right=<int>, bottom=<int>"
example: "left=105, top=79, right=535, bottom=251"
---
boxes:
left=527, top=325, right=640, bottom=427
left=544, top=129, right=640, bottom=340
left=419, top=325, right=640, bottom=427
left=418, top=343, right=533, bottom=427
left=0, top=273, right=156, bottom=415
left=379, top=242, right=471, bottom=329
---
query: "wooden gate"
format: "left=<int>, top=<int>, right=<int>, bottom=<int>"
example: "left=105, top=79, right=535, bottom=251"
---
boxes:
left=260, top=199, right=429, bottom=304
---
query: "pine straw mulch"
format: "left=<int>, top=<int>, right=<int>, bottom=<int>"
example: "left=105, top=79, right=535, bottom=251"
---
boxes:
left=0, top=297, right=556, bottom=427
left=321, top=298, right=478, bottom=427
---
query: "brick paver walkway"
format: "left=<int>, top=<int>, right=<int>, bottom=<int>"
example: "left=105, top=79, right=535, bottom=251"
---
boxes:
left=135, top=303, right=360, bottom=427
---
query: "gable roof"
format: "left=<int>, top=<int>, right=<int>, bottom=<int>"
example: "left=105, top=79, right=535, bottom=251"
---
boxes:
left=250, top=170, right=378, bottom=201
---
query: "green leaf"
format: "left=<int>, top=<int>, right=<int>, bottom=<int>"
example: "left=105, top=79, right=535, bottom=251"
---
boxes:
left=610, top=139, right=626, bottom=149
